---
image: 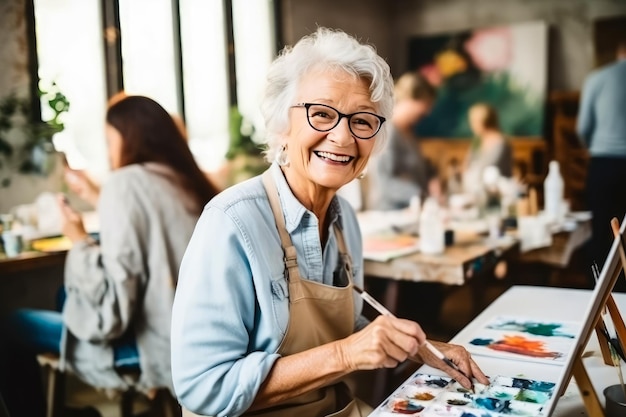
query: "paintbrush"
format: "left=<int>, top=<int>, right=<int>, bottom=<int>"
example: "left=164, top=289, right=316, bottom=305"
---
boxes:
left=353, top=285, right=475, bottom=392
left=593, top=262, right=626, bottom=363
left=593, top=261, right=626, bottom=399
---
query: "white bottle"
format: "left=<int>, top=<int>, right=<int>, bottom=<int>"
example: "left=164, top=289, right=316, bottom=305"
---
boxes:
left=543, top=160, right=564, bottom=222
left=419, top=197, right=445, bottom=255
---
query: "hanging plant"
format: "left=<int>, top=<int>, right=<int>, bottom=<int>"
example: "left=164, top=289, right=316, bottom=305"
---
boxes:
left=0, top=82, right=70, bottom=187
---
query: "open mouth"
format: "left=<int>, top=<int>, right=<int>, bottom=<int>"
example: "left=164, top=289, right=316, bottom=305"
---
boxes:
left=314, top=151, right=354, bottom=164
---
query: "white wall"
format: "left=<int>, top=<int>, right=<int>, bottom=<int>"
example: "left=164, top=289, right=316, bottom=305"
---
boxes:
left=282, top=0, right=626, bottom=90
left=280, top=0, right=393, bottom=65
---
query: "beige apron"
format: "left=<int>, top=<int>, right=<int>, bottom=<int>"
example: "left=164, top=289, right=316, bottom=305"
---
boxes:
left=182, top=170, right=371, bottom=417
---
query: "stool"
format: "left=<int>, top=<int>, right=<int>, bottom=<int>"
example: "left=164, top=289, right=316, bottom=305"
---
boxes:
left=37, top=353, right=181, bottom=417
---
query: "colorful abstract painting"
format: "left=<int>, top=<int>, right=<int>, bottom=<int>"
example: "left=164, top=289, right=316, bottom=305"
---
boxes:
left=408, top=21, right=547, bottom=139
left=461, top=315, right=581, bottom=365
left=369, top=372, right=556, bottom=416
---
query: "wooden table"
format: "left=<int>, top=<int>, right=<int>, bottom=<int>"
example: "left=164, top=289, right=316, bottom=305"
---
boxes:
left=360, top=211, right=592, bottom=314
left=359, top=210, right=519, bottom=317
left=515, top=219, right=591, bottom=267
left=0, top=249, right=67, bottom=316
left=0, top=250, right=67, bottom=275
left=510, top=218, right=592, bottom=287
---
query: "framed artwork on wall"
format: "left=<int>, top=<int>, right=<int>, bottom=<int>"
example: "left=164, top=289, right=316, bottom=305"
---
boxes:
left=408, top=21, right=548, bottom=140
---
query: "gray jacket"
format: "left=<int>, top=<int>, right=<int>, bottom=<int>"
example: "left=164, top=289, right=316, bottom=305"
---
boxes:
left=60, top=163, right=201, bottom=394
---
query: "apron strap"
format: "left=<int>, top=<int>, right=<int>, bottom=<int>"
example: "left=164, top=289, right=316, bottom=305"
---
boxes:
left=262, top=170, right=301, bottom=282
left=333, top=224, right=353, bottom=283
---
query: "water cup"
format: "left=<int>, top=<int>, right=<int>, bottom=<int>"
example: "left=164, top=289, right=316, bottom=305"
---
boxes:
left=604, top=384, right=626, bottom=417
left=2, top=231, right=23, bottom=257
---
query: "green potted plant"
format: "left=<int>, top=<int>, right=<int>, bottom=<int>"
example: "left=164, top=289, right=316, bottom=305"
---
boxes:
left=224, top=106, right=268, bottom=185
left=0, top=82, right=69, bottom=187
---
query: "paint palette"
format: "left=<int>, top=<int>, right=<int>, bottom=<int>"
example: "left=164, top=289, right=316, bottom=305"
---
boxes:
left=370, top=373, right=556, bottom=417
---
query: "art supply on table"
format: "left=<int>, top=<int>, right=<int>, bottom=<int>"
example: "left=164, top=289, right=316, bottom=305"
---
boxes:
left=543, top=160, right=564, bottom=223
left=419, top=197, right=445, bottom=255
left=353, top=285, right=475, bottom=392
left=370, top=372, right=555, bottom=417
left=593, top=261, right=626, bottom=363
left=604, top=383, right=626, bottom=417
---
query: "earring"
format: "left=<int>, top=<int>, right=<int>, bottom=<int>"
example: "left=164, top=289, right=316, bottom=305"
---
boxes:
left=275, top=144, right=290, bottom=167
left=357, top=167, right=368, bottom=180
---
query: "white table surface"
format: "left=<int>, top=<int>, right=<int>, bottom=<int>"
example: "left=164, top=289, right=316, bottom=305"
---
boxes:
left=376, top=285, right=624, bottom=416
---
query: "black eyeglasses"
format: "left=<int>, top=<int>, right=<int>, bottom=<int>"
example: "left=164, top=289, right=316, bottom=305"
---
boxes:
left=292, top=103, right=386, bottom=140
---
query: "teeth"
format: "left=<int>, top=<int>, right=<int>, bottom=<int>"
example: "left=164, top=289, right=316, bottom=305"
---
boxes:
left=316, top=151, right=351, bottom=162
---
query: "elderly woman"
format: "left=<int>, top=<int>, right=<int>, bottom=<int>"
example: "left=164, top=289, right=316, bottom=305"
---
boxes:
left=171, top=28, right=488, bottom=417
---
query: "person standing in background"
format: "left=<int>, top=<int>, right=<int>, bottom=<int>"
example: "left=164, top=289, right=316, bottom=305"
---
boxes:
left=367, top=72, right=440, bottom=210
left=577, top=39, right=626, bottom=291
left=462, top=102, right=513, bottom=195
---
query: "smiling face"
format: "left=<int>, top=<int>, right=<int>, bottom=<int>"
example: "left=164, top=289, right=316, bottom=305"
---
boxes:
left=282, top=69, right=378, bottom=200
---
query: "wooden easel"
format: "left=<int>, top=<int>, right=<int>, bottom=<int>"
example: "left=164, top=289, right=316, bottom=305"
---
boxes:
left=573, top=217, right=626, bottom=416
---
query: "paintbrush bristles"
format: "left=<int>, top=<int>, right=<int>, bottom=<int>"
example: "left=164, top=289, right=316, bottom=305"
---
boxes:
left=610, top=344, right=626, bottom=400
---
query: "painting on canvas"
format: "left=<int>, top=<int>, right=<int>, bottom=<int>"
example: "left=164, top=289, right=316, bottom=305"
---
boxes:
left=460, top=315, right=581, bottom=365
left=408, top=21, right=547, bottom=139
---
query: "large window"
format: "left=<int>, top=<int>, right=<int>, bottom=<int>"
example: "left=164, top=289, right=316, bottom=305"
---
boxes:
left=33, top=0, right=277, bottom=176
left=33, top=0, right=108, bottom=175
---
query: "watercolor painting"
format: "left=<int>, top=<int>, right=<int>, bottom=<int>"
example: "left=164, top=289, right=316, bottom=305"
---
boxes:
left=407, top=21, right=547, bottom=139
left=370, top=373, right=555, bottom=417
left=459, top=315, right=581, bottom=365
left=363, top=233, right=421, bottom=262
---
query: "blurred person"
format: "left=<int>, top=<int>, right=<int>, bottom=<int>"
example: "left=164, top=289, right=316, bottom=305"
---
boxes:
left=171, top=27, right=488, bottom=417
left=577, top=39, right=626, bottom=291
left=367, top=72, right=440, bottom=210
left=365, top=72, right=446, bottom=335
left=63, top=102, right=192, bottom=208
left=0, top=95, right=219, bottom=417
left=462, top=103, right=513, bottom=195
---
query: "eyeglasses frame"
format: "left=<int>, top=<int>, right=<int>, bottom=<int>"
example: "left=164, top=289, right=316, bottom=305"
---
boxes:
left=291, top=102, right=386, bottom=140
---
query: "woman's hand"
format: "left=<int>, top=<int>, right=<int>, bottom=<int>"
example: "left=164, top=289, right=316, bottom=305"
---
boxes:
left=416, top=340, right=489, bottom=389
left=336, top=315, right=427, bottom=371
left=64, top=168, right=100, bottom=207
left=57, top=194, right=89, bottom=243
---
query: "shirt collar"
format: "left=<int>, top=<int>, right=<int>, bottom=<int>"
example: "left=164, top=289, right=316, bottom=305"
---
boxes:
left=269, top=163, right=343, bottom=234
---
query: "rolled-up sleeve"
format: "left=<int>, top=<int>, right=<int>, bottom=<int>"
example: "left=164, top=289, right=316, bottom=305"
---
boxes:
left=171, top=206, right=280, bottom=416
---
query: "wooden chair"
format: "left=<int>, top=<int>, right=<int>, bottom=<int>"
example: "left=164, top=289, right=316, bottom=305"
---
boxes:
left=36, top=353, right=181, bottom=417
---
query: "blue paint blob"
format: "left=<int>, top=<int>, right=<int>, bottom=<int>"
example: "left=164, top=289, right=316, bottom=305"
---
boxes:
left=510, top=378, right=555, bottom=393
left=470, top=338, right=493, bottom=346
left=426, top=378, right=450, bottom=388
left=474, top=397, right=505, bottom=412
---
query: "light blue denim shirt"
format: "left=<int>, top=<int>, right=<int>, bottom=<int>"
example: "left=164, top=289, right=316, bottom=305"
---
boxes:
left=171, top=163, right=367, bottom=416
left=577, top=59, right=626, bottom=158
